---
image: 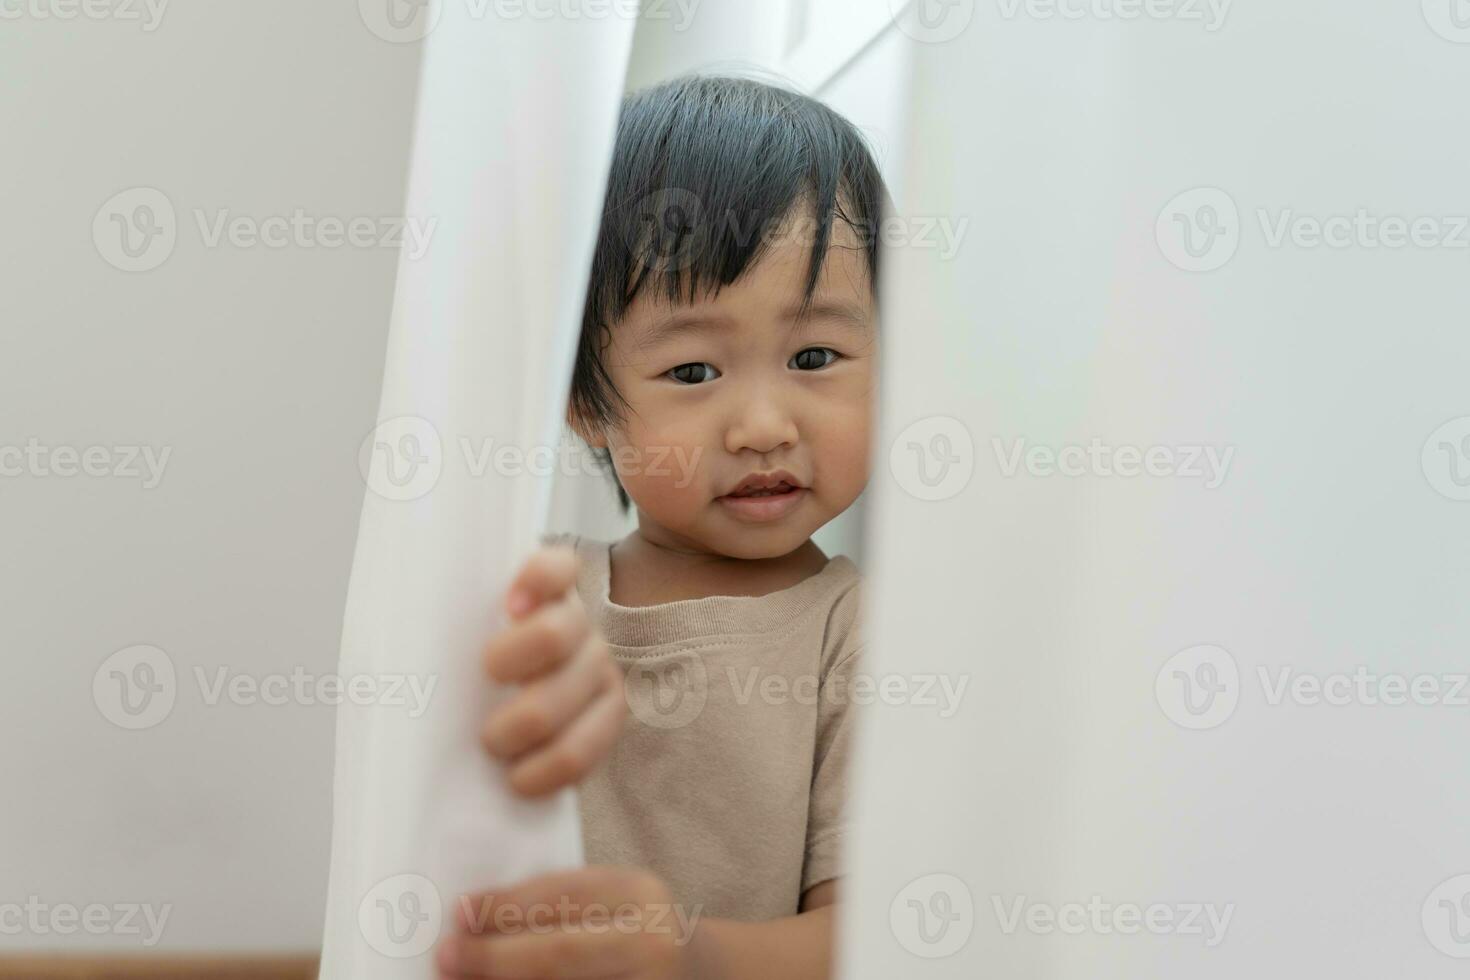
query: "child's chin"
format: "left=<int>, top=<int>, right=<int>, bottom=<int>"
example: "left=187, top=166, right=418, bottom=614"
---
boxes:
left=705, top=523, right=814, bottom=560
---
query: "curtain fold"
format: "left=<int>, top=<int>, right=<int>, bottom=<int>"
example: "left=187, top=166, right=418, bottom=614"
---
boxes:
left=844, top=4, right=1470, bottom=978
left=317, top=9, right=636, bottom=978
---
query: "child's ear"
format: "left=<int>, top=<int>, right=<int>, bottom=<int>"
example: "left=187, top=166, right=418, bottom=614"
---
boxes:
left=566, top=405, right=608, bottom=449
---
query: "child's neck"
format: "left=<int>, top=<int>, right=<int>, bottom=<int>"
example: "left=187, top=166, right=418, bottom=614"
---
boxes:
left=607, top=528, right=829, bottom=607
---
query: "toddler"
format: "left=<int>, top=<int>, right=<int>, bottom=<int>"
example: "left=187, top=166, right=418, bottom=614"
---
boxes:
left=436, top=73, right=889, bottom=980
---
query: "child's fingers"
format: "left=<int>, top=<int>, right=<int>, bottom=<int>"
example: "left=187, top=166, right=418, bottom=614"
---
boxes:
left=452, top=865, right=662, bottom=934
left=505, top=682, right=626, bottom=798
left=436, top=921, right=644, bottom=979
left=441, top=866, right=673, bottom=977
left=482, top=636, right=615, bottom=760
left=504, top=546, right=578, bottom=620
left=483, top=596, right=590, bottom=684
left=455, top=868, right=616, bottom=930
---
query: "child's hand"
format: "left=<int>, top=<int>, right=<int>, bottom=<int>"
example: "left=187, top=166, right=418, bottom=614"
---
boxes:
left=482, top=546, right=624, bottom=798
left=436, top=866, right=692, bottom=980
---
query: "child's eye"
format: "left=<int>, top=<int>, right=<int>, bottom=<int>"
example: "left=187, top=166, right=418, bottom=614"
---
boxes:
left=666, top=362, right=721, bottom=385
left=790, top=347, right=841, bottom=371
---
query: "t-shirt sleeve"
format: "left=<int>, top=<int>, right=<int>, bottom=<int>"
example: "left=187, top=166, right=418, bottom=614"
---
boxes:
left=802, top=584, right=864, bottom=895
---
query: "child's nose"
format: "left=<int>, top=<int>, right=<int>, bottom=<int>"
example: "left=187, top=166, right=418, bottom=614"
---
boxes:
left=724, top=398, right=798, bottom=456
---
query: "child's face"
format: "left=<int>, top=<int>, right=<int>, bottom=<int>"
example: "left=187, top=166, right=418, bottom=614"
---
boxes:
left=585, top=210, right=877, bottom=560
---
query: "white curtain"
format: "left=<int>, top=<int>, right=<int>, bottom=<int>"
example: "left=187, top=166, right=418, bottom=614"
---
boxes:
left=317, top=8, right=636, bottom=977
left=843, top=3, right=1470, bottom=978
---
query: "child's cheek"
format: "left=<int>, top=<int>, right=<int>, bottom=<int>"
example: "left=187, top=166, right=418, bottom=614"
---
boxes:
left=612, top=426, right=712, bottom=517
left=625, top=468, right=698, bottom=525
left=814, top=400, right=875, bottom=501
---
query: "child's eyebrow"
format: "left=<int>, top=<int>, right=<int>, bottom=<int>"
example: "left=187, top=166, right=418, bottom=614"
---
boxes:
left=782, top=301, right=874, bottom=330
left=637, top=300, right=873, bottom=352
left=634, top=313, right=734, bottom=353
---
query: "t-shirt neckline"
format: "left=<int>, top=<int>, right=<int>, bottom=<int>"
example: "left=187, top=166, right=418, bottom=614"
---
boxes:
left=581, top=538, right=858, bottom=650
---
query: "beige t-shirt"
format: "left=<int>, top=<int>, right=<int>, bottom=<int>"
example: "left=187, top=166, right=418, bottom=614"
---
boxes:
left=554, top=534, right=863, bottom=922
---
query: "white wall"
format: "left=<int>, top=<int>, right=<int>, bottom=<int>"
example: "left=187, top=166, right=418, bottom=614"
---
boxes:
left=1, top=2, right=420, bottom=952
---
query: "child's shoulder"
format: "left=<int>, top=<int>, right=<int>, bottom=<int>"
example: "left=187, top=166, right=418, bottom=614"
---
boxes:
left=823, top=558, right=864, bottom=663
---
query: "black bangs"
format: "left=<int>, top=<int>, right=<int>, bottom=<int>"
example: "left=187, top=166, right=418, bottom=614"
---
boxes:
left=570, top=72, right=891, bottom=509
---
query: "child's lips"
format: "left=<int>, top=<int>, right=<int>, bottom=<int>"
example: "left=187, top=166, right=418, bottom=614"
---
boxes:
left=717, top=485, right=807, bottom=522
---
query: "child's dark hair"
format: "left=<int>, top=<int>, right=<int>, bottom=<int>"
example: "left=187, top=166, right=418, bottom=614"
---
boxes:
left=571, top=72, right=892, bottom=511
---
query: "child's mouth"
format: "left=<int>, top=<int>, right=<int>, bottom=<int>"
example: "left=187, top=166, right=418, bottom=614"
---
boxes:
left=718, top=483, right=806, bottom=522
left=727, top=482, right=796, bottom=498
